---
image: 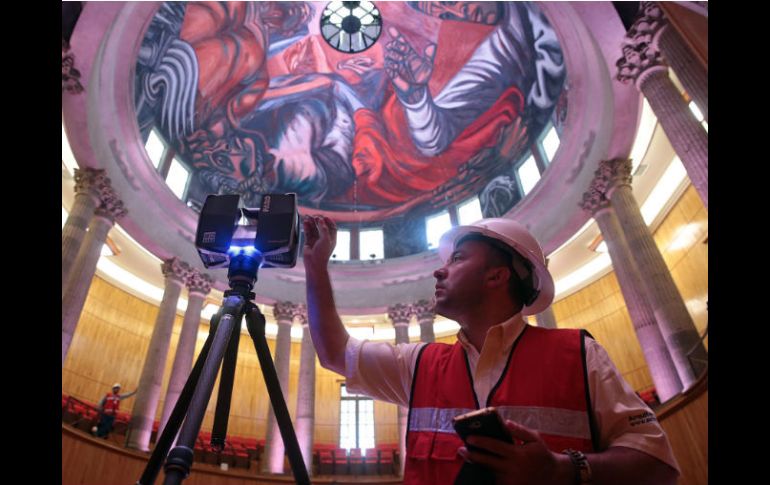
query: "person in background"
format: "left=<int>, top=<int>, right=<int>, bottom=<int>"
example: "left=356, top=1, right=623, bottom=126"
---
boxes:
left=92, top=383, right=136, bottom=439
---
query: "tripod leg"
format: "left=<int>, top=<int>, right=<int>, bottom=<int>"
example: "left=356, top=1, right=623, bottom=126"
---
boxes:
left=245, top=304, right=311, bottom=485
left=210, top=314, right=242, bottom=451
left=162, top=295, right=245, bottom=485
left=137, top=313, right=221, bottom=485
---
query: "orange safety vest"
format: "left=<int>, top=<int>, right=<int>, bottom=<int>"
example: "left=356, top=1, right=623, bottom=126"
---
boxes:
left=403, top=325, right=597, bottom=485
left=102, top=393, right=121, bottom=415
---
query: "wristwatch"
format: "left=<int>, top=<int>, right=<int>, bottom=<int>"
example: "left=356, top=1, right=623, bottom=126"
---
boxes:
left=563, top=448, right=593, bottom=484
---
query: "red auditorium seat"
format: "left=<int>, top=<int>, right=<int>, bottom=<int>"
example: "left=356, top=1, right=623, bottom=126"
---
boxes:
left=348, top=448, right=363, bottom=475
left=227, top=440, right=250, bottom=469
left=241, top=437, right=260, bottom=462
left=318, top=448, right=334, bottom=475
left=333, top=448, right=349, bottom=474
left=364, top=448, right=378, bottom=475
left=378, top=443, right=398, bottom=474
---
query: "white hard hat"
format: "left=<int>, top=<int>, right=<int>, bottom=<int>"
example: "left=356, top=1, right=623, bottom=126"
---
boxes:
left=112, top=383, right=122, bottom=389
left=438, top=218, right=554, bottom=316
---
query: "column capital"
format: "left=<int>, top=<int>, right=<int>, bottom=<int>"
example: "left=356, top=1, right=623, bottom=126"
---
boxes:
left=96, top=186, right=128, bottom=221
left=631, top=2, right=668, bottom=46
left=62, top=38, right=84, bottom=94
left=595, top=158, right=634, bottom=198
left=616, top=41, right=667, bottom=87
left=273, top=301, right=302, bottom=324
left=579, top=187, right=610, bottom=216
left=161, top=257, right=191, bottom=285
left=294, top=303, right=308, bottom=326
left=616, top=2, right=668, bottom=89
left=186, top=270, right=213, bottom=296
left=73, top=168, right=109, bottom=200
left=387, top=303, right=412, bottom=327
left=411, top=299, right=435, bottom=323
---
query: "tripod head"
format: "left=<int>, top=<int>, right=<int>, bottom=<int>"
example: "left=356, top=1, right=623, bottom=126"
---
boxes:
left=226, top=249, right=263, bottom=295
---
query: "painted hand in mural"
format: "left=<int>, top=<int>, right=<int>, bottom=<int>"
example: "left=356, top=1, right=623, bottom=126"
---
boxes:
left=384, top=26, right=437, bottom=104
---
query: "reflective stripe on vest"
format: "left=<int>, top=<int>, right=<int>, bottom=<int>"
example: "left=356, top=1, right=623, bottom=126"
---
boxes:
left=408, top=405, right=592, bottom=440
left=404, top=325, right=594, bottom=485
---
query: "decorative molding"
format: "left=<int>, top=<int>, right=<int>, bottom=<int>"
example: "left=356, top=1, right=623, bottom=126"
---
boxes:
left=109, top=139, right=141, bottom=191
left=566, top=131, right=596, bottom=184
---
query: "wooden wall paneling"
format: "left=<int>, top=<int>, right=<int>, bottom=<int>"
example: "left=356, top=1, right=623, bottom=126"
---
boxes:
left=660, top=391, right=708, bottom=485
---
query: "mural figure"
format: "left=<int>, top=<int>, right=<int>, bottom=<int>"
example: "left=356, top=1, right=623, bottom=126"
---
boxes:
left=135, top=1, right=566, bottom=217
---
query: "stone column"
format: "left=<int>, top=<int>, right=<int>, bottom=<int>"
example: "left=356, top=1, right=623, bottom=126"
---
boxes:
left=387, top=303, right=412, bottom=476
left=388, top=303, right=412, bottom=345
left=61, top=191, right=127, bottom=364
left=658, top=26, right=707, bottom=122
left=62, top=168, right=107, bottom=287
left=126, top=258, right=191, bottom=451
left=616, top=17, right=708, bottom=209
left=262, top=301, right=300, bottom=473
left=158, top=269, right=213, bottom=439
left=412, top=300, right=436, bottom=343
left=597, top=159, right=707, bottom=388
left=294, top=306, right=315, bottom=475
left=580, top=182, right=682, bottom=401
left=534, top=260, right=558, bottom=329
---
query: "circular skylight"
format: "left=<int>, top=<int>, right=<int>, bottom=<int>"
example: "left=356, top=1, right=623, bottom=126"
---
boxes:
left=321, top=1, right=382, bottom=53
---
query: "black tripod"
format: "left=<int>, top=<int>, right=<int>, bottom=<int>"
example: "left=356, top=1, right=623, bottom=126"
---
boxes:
left=137, top=252, right=311, bottom=485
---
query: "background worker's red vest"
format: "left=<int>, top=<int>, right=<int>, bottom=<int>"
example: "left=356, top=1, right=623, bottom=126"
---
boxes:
left=102, top=394, right=121, bottom=415
left=404, top=326, right=597, bottom=485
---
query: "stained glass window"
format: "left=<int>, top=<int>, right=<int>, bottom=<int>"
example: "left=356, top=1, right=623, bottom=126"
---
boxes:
left=321, top=1, right=382, bottom=53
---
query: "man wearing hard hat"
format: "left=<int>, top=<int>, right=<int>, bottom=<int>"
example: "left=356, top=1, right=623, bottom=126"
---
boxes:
left=303, top=216, right=680, bottom=485
left=92, top=383, right=137, bottom=439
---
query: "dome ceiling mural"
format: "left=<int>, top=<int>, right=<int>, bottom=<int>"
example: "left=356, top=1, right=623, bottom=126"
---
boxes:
left=134, top=1, right=568, bottom=224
